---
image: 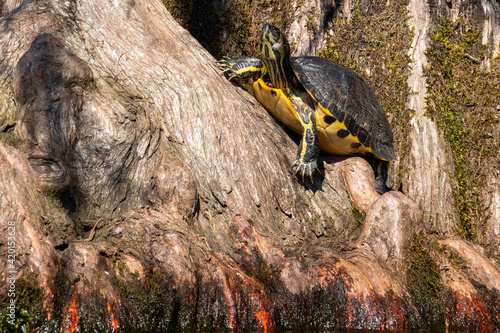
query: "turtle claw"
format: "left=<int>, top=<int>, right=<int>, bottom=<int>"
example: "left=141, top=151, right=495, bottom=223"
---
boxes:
left=218, top=60, right=231, bottom=69
left=293, top=159, right=321, bottom=184
left=218, top=59, right=238, bottom=80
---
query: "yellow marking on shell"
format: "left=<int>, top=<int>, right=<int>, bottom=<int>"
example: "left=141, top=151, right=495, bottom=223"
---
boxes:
left=253, top=79, right=377, bottom=158
left=315, top=103, right=374, bottom=156
left=252, top=79, right=302, bottom=134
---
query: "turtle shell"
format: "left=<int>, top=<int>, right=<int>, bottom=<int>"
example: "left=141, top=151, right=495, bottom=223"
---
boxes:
left=290, top=56, right=395, bottom=161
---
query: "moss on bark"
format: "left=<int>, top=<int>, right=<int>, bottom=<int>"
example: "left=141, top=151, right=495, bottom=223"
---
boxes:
left=0, top=277, right=48, bottom=332
left=161, top=0, right=297, bottom=59
left=405, top=232, right=445, bottom=328
left=425, top=18, right=500, bottom=240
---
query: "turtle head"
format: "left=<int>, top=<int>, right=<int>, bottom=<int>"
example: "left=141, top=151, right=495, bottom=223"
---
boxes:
left=261, top=23, right=291, bottom=91
left=261, top=24, right=290, bottom=62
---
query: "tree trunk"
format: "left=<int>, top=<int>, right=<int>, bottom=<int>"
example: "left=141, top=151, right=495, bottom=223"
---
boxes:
left=0, top=0, right=499, bottom=332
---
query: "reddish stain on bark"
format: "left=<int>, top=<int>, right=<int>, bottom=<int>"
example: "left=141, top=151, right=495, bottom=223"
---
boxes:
left=445, top=291, right=492, bottom=332
left=252, top=295, right=272, bottom=333
left=67, top=299, right=78, bottom=333
left=107, top=302, right=119, bottom=332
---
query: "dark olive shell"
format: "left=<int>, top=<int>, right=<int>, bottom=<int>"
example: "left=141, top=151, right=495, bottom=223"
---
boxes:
left=291, top=56, right=395, bottom=160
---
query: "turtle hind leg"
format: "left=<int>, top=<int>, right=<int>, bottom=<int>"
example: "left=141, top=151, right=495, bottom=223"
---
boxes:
left=293, top=105, right=323, bottom=183
left=365, top=157, right=390, bottom=194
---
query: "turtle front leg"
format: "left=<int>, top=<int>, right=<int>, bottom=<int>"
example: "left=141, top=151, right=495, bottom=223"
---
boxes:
left=219, top=56, right=266, bottom=81
left=293, top=106, right=322, bottom=183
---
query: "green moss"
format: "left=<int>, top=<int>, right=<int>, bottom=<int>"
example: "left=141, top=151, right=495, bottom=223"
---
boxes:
left=437, top=243, right=467, bottom=270
left=351, top=206, right=364, bottom=224
left=115, top=267, right=192, bottom=330
left=425, top=18, right=500, bottom=240
left=319, top=0, right=414, bottom=187
left=161, top=0, right=297, bottom=59
left=406, top=232, right=444, bottom=328
left=162, top=0, right=253, bottom=58
left=252, top=251, right=274, bottom=285
left=161, top=0, right=192, bottom=28
left=0, top=121, right=17, bottom=146
left=0, top=277, right=47, bottom=332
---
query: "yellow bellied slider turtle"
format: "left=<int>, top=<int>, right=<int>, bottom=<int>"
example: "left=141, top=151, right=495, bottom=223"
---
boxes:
left=220, top=24, right=394, bottom=192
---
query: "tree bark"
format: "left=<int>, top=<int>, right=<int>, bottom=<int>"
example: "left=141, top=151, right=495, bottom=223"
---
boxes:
left=0, top=0, right=499, bottom=332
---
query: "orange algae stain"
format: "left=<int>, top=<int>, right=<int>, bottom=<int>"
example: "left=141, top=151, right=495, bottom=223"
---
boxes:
left=445, top=291, right=492, bottom=332
left=67, top=299, right=78, bottom=333
left=255, top=306, right=270, bottom=333
left=225, top=299, right=236, bottom=330
left=220, top=269, right=238, bottom=330
left=225, top=299, right=237, bottom=329
left=107, top=302, right=119, bottom=332
left=226, top=308, right=237, bottom=330
left=252, top=296, right=272, bottom=333
left=110, top=317, right=119, bottom=332
left=345, top=291, right=354, bottom=326
left=389, top=299, right=407, bottom=330
left=470, top=297, right=491, bottom=332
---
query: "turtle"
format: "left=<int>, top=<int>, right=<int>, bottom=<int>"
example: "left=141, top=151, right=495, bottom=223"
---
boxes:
left=220, top=23, right=394, bottom=193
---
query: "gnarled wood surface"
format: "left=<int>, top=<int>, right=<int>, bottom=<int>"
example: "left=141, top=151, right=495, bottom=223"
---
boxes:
left=0, top=0, right=499, bottom=331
